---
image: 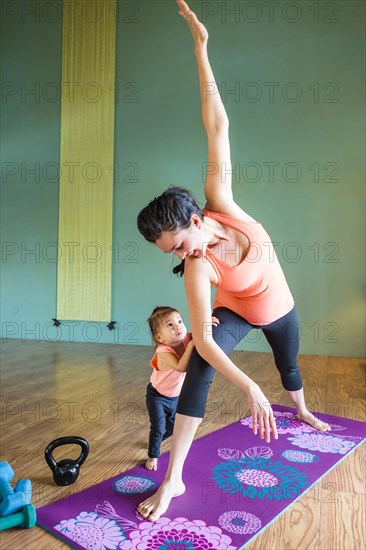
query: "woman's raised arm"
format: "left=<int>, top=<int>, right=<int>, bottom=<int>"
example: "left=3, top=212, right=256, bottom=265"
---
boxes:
left=177, top=0, right=235, bottom=212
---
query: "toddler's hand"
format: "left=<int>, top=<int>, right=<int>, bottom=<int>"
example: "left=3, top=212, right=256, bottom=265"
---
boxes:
left=211, top=316, right=220, bottom=327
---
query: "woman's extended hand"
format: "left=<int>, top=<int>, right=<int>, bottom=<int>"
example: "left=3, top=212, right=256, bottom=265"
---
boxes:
left=177, top=0, right=209, bottom=46
left=246, top=383, right=278, bottom=443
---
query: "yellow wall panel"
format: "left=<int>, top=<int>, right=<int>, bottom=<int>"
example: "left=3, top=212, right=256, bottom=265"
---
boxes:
left=57, top=0, right=116, bottom=321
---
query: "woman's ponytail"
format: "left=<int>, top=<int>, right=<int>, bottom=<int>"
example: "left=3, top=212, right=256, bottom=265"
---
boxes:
left=172, top=259, right=185, bottom=277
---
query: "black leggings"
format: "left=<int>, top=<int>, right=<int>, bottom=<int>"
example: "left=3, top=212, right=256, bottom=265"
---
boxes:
left=176, top=306, right=302, bottom=418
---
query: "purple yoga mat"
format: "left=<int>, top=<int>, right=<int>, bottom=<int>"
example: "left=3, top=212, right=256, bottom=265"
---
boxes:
left=37, top=405, right=365, bottom=549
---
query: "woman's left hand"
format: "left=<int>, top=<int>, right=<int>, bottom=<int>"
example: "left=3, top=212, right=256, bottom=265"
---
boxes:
left=177, top=0, right=209, bottom=46
left=246, top=383, right=278, bottom=443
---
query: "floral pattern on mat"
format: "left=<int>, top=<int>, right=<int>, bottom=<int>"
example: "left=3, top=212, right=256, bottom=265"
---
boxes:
left=218, top=510, right=262, bottom=535
left=55, top=511, right=125, bottom=549
left=281, top=450, right=319, bottom=463
left=288, top=433, right=357, bottom=454
left=118, top=516, right=235, bottom=549
left=240, top=411, right=314, bottom=435
left=55, top=510, right=236, bottom=549
left=113, top=475, right=156, bottom=495
left=212, top=457, right=309, bottom=500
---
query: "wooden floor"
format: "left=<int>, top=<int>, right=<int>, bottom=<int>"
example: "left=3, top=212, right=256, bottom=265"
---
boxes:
left=0, top=339, right=365, bottom=550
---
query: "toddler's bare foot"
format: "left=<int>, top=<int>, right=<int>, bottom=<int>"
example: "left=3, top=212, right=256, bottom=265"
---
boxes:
left=297, top=410, right=331, bottom=432
left=145, top=457, right=158, bottom=470
left=137, top=478, right=186, bottom=521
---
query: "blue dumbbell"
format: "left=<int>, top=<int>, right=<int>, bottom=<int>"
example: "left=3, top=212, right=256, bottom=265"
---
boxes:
left=0, top=462, right=13, bottom=485
left=0, top=462, right=32, bottom=517
left=0, top=480, right=32, bottom=516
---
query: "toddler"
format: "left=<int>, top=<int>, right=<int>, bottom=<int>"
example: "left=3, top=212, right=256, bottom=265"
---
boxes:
left=145, top=306, right=195, bottom=470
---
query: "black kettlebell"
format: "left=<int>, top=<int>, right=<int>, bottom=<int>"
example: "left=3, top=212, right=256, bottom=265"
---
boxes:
left=45, top=436, right=89, bottom=486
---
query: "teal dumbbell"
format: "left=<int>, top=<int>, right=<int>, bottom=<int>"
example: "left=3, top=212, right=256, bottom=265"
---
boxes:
left=0, top=462, right=32, bottom=516
left=0, top=504, right=36, bottom=531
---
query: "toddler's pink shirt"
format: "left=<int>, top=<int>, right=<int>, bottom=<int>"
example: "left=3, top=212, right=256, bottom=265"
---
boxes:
left=150, top=333, right=191, bottom=397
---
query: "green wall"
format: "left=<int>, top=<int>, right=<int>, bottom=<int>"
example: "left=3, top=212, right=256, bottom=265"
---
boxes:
left=1, top=0, right=365, bottom=357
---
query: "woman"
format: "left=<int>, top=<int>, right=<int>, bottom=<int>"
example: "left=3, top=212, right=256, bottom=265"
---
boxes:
left=136, top=0, right=330, bottom=521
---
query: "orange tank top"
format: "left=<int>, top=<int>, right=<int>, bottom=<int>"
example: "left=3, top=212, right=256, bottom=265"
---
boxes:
left=150, top=334, right=191, bottom=397
left=203, top=210, right=294, bottom=325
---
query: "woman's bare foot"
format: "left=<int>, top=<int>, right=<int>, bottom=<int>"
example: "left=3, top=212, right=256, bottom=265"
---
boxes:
left=137, top=479, right=186, bottom=522
left=145, top=457, right=158, bottom=470
left=297, top=410, right=331, bottom=431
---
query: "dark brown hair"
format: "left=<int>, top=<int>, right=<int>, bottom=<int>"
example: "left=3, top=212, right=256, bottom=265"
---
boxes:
left=137, top=186, right=203, bottom=277
left=148, top=306, right=180, bottom=346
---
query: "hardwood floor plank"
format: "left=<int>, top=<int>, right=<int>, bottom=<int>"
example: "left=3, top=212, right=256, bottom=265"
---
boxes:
left=0, top=340, right=364, bottom=550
